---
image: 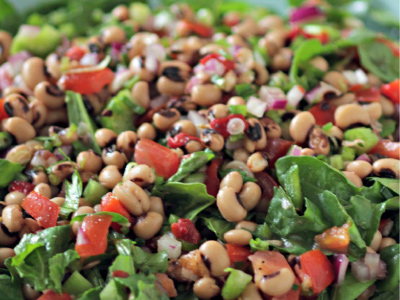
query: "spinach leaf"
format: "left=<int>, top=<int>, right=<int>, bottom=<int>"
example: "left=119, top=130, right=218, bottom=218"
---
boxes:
left=131, top=247, right=168, bottom=275
left=66, top=91, right=101, bottom=155
left=368, top=178, right=399, bottom=195
left=76, top=286, right=103, bottom=300
left=379, top=118, right=397, bottom=138
left=201, top=217, right=235, bottom=241
left=60, top=169, right=82, bottom=218
left=234, top=83, right=256, bottom=100
left=370, top=291, right=399, bottom=300
left=331, top=272, right=375, bottom=300
left=110, top=254, right=135, bottom=276
left=153, top=182, right=215, bottom=219
left=0, top=274, right=24, bottom=300
left=168, top=151, right=214, bottom=182
left=377, top=244, right=400, bottom=293
left=358, top=41, right=400, bottom=82
left=48, top=250, right=81, bottom=293
left=0, top=159, right=24, bottom=188
left=115, top=274, right=169, bottom=300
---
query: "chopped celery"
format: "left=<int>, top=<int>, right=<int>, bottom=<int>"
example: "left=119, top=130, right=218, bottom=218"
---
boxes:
left=83, top=179, right=109, bottom=205
left=341, top=146, right=356, bottom=161
left=100, top=279, right=127, bottom=300
left=343, top=128, right=379, bottom=155
left=221, top=268, right=252, bottom=300
left=228, top=105, right=247, bottom=116
left=62, top=271, right=93, bottom=295
left=330, top=154, right=344, bottom=170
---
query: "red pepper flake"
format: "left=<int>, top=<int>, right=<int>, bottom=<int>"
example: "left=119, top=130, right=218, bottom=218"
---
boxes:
left=167, top=133, right=201, bottom=148
left=200, top=53, right=236, bottom=72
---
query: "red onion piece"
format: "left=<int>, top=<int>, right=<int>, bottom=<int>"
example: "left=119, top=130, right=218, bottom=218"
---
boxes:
left=287, top=85, right=305, bottom=108
left=150, top=95, right=168, bottom=109
left=356, top=154, right=371, bottom=163
left=145, top=55, right=159, bottom=73
left=259, top=86, right=287, bottom=109
left=203, top=58, right=225, bottom=76
left=271, top=99, right=288, bottom=109
left=7, top=51, right=32, bottom=75
left=76, top=226, right=90, bottom=245
left=186, top=76, right=201, bottom=93
left=111, top=42, right=124, bottom=60
left=290, top=6, right=324, bottom=24
left=188, top=110, right=207, bottom=127
left=351, top=260, right=371, bottom=282
left=291, top=145, right=302, bottom=156
left=333, top=254, right=349, bottom=285
left=351, top=253, right=387, bottom=282
left=227, top=118, right=245, bottom=135
left=305, top=82, right=341, bottom=104
left=0, top=63, right=14, bottom=90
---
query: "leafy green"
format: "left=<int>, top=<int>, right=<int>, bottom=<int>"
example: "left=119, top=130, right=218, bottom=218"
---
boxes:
left=110, top=254, right=135, bottom=276
left=234, top=83, right=256, bottom=100
left=358, top=41, right=400, bottom=82
left=76, top=286, right=103, bottom=300
left=331, top=272, right=375, bottom=300
left=83, top=179, right=109, bottom=205
left=60, top=169, right=82, bottom=218
left=0, top=159, right=24, bottom=188
left=153, top=182, right=215, bottom=219
left=49, top=250, right=81, bottom=293
left=168, top=150, right=215, bottom=182
left=201, top=216, right=235, bottom=240
left=63, top=271, right=94, bottom=295
left=0, top=275, right=24, bottom=300
left=368, top=178, right=399, bottom=195
left=66, top=91, right=101, bottom=155
left=343, top=128, right=380, bottom=155
left=222, top=268, right=252, bottom=299
left=249, top=238, right=270, bottom=252
left=228, top=105, right=247, bottom=116
left=131, top=246, right=168, bottom=275
left=379, top=118, right=397, bottom=138
left=100, top=279, right=127, bottom=300
left=278, top=164, right=303, bottom=210
left=377, top=244, right=400, bottom=293
left=115, top=274, right=169, bottom=300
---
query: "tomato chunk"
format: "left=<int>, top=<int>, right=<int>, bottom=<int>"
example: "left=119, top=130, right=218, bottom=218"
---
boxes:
left=315, top=223, right=350, bottom=253
left=59, top=68, right=114, bottom=95
left=0, top=98, right=9, bottom=120
left=295, top=249, right=334, bottom=295
left=309, top=101, right=336, bottom=127
left=21, top=191, right=60, bottom=228
left=65, top=46, right=86, bottom=61
left=210, top=114, right=248, bottom=138
left=9, top=181, right=35, bottom=195
left=226, top=244, right=252, bottom=263
left=171, top=218, right=201, bottom=244
left=263, top=138, right=294, bottom=167
left=38, top=291, right=71, bottom=300
left=101, top=193, right=132, bottom=231
left=180, top=20, right=213, bottom=38
left=75, top=214, right=113, bottom=258
left=369, top=139, right=400, bottom=159
left=204, top=158, right=223, bottom=197
left=381, top=79, right=400, bottom=104
left=134, top=139, right=179, bottom=179
left=156, top=273, right=178, bottom=298
left=168, top=133, right=201, bottom=148
left=355, top=86, right=381, bottom=102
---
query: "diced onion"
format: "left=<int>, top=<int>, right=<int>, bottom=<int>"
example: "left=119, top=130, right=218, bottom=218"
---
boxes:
left=259, top=86, right=287, bottom=109
left=381, top=220, right=394, bottom=237
left=287, top=85, right=305, bottom=108
left=333, top=254, right=349, bottom=285
left=68, top=55, right=111, bottom=74
left=145, top=44, right=166, bottom=62
left=80, top=53, right=99, bottom=66
left=355, top=69, right=369, bottom=85
left=227, top=118, right=245, bottom=135
left=145, top=55, right=159, bottom=73
left=0, top=63, right=14, bottom=90
left=246, top=96, right=268, bottom=118
left=290, top=145, right=302, bottom=156
left=356, top=154, right=371, bottom=163
left=8, top=51, right=32, bottom=76
left=188, top=110, right=208, bottom=128
left=342, top=70, right=358, bottom=85
left=76, top=226, right=90, bottom=245
left=157, top=234, right=182, bottom=259
left=223, top=160, right=254, bottom=178
left=203, top=58, right=225, bottom=76
left=351, top=253, right=387, bottom=282
left=290, top=6, right=324, bottom=24
left=109, top=70, right=134, bottom=94
left=19, top=25, right=40, bottom=37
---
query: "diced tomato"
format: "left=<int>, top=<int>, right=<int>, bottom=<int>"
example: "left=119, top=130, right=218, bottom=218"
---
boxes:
left=21, top=191, right=60, bottom=228
left=112, top=270, right=130, bottom=278
left=226, top=244, right=252, bottom=263
left=38, top=291, right=71, bottom=300
left=289, top=26, right=329, bottom=44
left=59, top=68, right=114, bottom=95
left=65, top=46, right=86, bottom=61
left=200, top=53, right=236, bottom=72
left=156, top=273, right=178, bottom=298
left=180, top=20, right=213, bottom=38
left=204, top=158, right=223, bottom=197
left=377, top=37, right=400, bottom=57
left=9, top=181, right=35, bottom=195
left=263, top=138, right=294, bottom=167
left=134, top=139, right=179, bottom=179
left=379, top=219, right=392, bottom=234
left=210, top=114, right=248, bottom=138
left=168, top=133, right=202, bottom=148
left=0, top=98, right=8, bottom=120
left=354, top=86, right=381, bottom=102
left=101, top=193, right=132, bottom=231
left=254, top=172, right=279, bottom=207
left=315, top=223, right=350, bottom=253
left=75, top=214, right=113, bottom=258
left=309, top=101, right=336, bottom=127
left=369, top=139, right=400, bottom=159
left=295, top=249, right=334, bottom=295
left=381, top=79, right=400, bottom=104
left=171, top=218, right=201, bottom=244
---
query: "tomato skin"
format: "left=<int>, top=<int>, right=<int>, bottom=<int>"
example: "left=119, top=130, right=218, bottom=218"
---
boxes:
left=156, top=273, right=178, bottom=298
left=75, top=214, right=112, bottom=258
left=0, top=98, right=9, bottom=120
left=168, top=133, right=201, bottom=148
left=315, top=224, right=350, bottom=253
left=204, top=158, right=223, bottom=197
left=59, top=68, right=114, bottom=94
left=9, top=181, right=35, bottom=195
left=226, top=244, right=252, bottom=263
left=22, top=191, right=60, bottom=228
left=296, top=249, right=335, bottom=295
left=369, top=139, right=400, bottom=159
left=381, top=79, right=400, bottom=104
left=354, top=86, right=381, bottom=102
left=377, top=37, right=400, bottom=57
left=101, top=193, right=132, bottom=231
left=38, top=291, right=71, bottom=300
left=65, top=46, right=86, bottom=61
left=200, top=53, right=235, bottom=72
left=171, top=218, right=201, bottom=244
left=263, top=138, right=294, bottom=167
left=181, top=20, right=213, bottom=38
left=379, top=218, right=392, bottom=234
left=309, top=101, right=336, bottom=127
left=134, top=139, right=180, bottom=179
left=210, top=114, right=248, bottom=138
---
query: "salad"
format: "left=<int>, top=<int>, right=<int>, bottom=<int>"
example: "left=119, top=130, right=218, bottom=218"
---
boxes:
left=0, top=1, right=399, bottom=299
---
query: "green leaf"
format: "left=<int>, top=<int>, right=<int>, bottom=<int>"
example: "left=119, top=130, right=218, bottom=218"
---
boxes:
left=60, top=169, right=82, bottom=218
left=222, top=268, right=252, bottom=300
left=234, top=83, right=256, bottom=100
left=0, top=159, right=24, bottom=188
left=228, top=105, right=247, bottom=116
left=377, top=244, right=400, bottom=293
left=201, top=216, right=235, bottom=240
left=100, top=279, right=127, bottom=300
left=331, top=272, right=375, bottom=300
left=168, top=151, right=215, bottom=182
left=76, top=286, right=103, bottom=300
left=279, top=164, right=303, bottom=210
left=49, top=250, right=81, bottom=293
left=153, top=182, right=215, bottom=219
left=379, top=118, right=397, bottom=138
left=131, top=247, right=168, bottom=275
left=249, top=238, right=270, bottom=252
left=0, top=275, right=24, bottom=300
left=110, top=255, right=135, bottom=276
left=368, top=178, right=399, bottom=195
left=115, top=274, right=169, bottom=300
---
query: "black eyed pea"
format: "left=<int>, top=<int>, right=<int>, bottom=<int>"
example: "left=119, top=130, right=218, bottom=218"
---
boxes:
left=260, top=117, right=282, bottom=139
left=239, top=182, right=262, bottom=211
left=153, top=108, right=181, bottom=132
left=227, top=34, right=248, bottom=47
left=380, top=96, right=395, bottom=116
left=334, top=103, right=370, bottom=129
left=346, top=161, right=373, bottom=179
left=94, top=204, right=101, bottom=213
left=260, top=268, right=296, bottom=296
left=95, top=128, right=118, bottom=148
left=5, top=144, right=32, bottom=165
left=117, top=130, right=137, bottom=158
left=5, top=191, right=25, bottom=206
left=342, top=171, right=363, bottom=188
left=3, top=117, right=36, bottom=144
left=199, top=241, right=230, bottom=277
left=289, top=112, right=316, bottom=144
left=0, top=224, right=17, bottom=246
left=45, top=53, right=62, bottom=80
left=308, top=127, right=330, bottom=156
left=199, top=43, right=224, bottom=56
left=101, top=25, right=126, bottom=45
left=369, top=230, right=382, bottom=252
left=217, top=187, right=247, bottom=222
left=207, top=104, right=229, bottom=120
left=149, top=196, right=165, bottom=219
left=172, top=148, right=184, bottom=160
left=30, top=99, right=48, bottom=129
left=112, top=5, right=129, bottom=21
left=0, top=31, right=12, bottom=62
left=4, top=94, right=32, bottom=123
left=233, top=148, right=250, bottom=163
left=237, top=70, right=255, bottom=84
left=48, top=161, right=77, bottom=185
left=220, top=171, right=243, bottom=193
left=323, top=71, right=350, bottom=93
left=137, top=122, right=157, bottom=140
left=246, top=119, right=267, bottom=150
left=200, top=129, right=224, bottom=152
left=372, top=158, right=399, bottom=178
left=79, top=197, right=92, bottom=207
left=259, top=15, right=285, bottom=32
left=22, top=284, right=41, bottom=300
left=379, top=237, right=396, bottom=251
left=99, top=165, right=123, bottom=189
left=362, top=102, right=382, bottom=121
left=309, top=56, right=329, bottom=72
left=235, top=220, right=257, bottom=232
left=72, top=206, right=95, bottom=219
left=102, top=149, right=127, bottom=169
left=112, top=181, right=150, bottom=216
left=223, top=229, right=252, bottom=245
left=236, top=47, right=255, bottom=69
left=77, top=150, right=103, bottom=173
left=0, top=247, right=15, bottom=267
left=2, top=204, right=24, bottom=233
left=232, top=18, right=259, bottom=39
left=21, top=57, right=50, bottom=90
left=132, top=211, right=163, bottom=239
left=240, top=282, right=263, bottom=300
left=247, top=152, right=269, bottom=173
left=301, top=148, right=316, bottom=156
left=129, top=56, right=156, bottom=82
left=329, top=92, right=356, bottom=107
left=193, top=277, right=220, bottom=300
left=367, top=73, right=382, bottom=87
left=159, top=61, right=192, bottom=82
left=34, top=81, right=65, bottom=109
left=34, top=183, right=52, bottom=199
left=31, top=171, right=48, bottom=185
left=50, top=197, right=65, bottom=206
left=220, top=70, right=237, bottom=92
left=157, top=76, right=187, bottom=96
left=265, top=27, right=288, bottom=48
left=227, top=96, right=246, bottom=106
left=270, top=48, right=292, bottom=71
left=191, top=84, right=223, bottom=107
left=326, top=125, right=343, bottom=141
left=171, top=120, right=197, bottom=137
left=25, top=140, right=44, bottom=152
left=124, top=164, right=155, bottom=187
left=131, top=81, right=150, bottom=109
left=253, top=62, right=270, bottom=85
left=185, top=140, right=205, bottom=153
left=243, top=135, right=256, bottom=153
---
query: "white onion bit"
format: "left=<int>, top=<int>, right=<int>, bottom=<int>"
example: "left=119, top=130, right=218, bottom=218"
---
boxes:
left=157, top=234, right=182, bottom=259
left=227, top=118, right=245, bottom=135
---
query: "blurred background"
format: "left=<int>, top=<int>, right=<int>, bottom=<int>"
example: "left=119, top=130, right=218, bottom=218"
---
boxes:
left=0, top=0, right=398, bottom=39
